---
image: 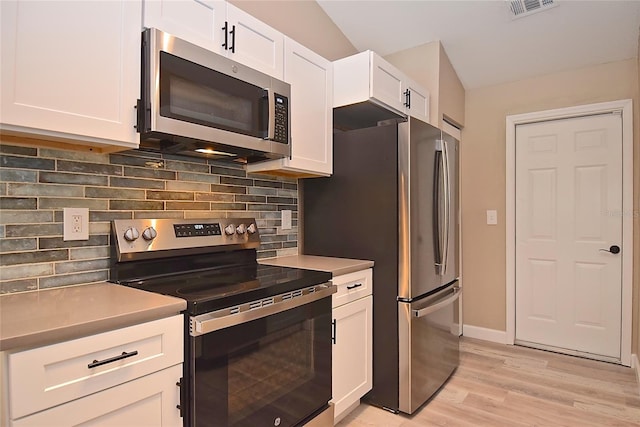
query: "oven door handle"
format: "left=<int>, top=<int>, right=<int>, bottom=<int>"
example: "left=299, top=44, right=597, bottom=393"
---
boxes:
left=190, top=282, right=336, bottom=336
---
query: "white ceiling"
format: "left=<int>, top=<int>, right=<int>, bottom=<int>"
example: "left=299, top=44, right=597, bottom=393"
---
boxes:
left=317, top=0, right=640, bottom=89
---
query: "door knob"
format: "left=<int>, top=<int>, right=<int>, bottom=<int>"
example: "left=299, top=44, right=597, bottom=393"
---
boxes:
left=599, top=245, right=621, bottom=254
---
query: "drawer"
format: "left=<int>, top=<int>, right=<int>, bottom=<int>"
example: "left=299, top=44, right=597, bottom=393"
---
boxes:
left=8, top=314, right=183, bottom=419
left=332, top=269, right=372, bottom=308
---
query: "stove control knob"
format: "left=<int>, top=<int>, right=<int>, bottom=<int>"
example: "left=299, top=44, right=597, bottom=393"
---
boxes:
left=142, top=226, right=157, bottom=241
left=224, top=224, right=236, bottom=236
left=236, top=224, right=247, bottom=235
left=123, top=227, right=139, bottom=242
left=247, top=223, right=257, bottom=234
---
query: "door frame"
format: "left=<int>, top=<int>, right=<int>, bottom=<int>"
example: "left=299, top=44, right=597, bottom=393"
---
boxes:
left=506, top=99, right=633, bottom=366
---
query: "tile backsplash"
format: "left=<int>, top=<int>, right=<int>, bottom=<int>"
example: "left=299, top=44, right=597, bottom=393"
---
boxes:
left=0, top=142, right=298, bottom=294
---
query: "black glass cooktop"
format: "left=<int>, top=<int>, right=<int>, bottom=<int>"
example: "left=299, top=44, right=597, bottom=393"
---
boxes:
left=116, top=263, right=332, bottom=315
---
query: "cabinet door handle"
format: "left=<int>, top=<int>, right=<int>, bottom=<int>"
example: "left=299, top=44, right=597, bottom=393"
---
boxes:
left=332, top=319, right=336, bottom=344
left=222, top=22, right=229, bottom=50
left=229, top=24, right=236, bottom=53
left=346, top=283, right=363, bottom=290
left=404, top=89, right=411, bottom=108
left=88, top=350, right=138, bottom=369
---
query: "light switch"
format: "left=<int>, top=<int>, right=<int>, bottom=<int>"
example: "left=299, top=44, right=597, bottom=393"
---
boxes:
left=486, top=210, right=498, bottom=225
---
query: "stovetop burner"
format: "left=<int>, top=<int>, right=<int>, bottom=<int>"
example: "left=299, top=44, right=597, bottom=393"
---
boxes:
left=109, top=218, right=331, bottom=315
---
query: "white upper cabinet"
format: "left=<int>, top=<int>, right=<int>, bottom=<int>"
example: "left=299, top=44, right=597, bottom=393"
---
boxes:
left=143, top=1, right=283, bottom=79
left=334, top=50, right=430, bottom=123
left=247, top=37, right=333, bottom=177
left=0, top=0, right=141, bottom=149
left=143, top=0, right=227, bottom=56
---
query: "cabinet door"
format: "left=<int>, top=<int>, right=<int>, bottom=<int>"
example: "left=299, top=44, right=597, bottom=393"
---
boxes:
left=0, top=0, right=141, bottom=148
left=284, top=38, right=333, bottom=175
left=225, top=3, right=284, bottom=79
left=370, top=53, right=406, bottom=116
left=143, top=0, right=226, bottom=55
left=11, top=364, right=183, bottom=427
left=405, top=77, right=430, bottom=123
left=332, top=296, right=373, bottom=422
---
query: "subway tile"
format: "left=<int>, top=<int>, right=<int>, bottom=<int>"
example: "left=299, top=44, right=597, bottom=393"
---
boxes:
left=89, top=222, right=110, bottom=235
left=184, top=211, right=228, bottom=219
left=162, top=153, right=208, bottom=163
left=0, top=263, right=53, bottom=281
left=176, top=172, right=220, bottom=184
left=0, top=197, right=37, bottom=210
left=210, top=165, right=247, bottom=177
left=259, top=242, right=283, bottom=251
left=40, top=148, right=109, bottom=163
left=256, top=250, right=277, bottom=259
left=90, top=211, right=133, bottom=222
left=55, top=258, right=110, bottom=274
left=0, top=225, right=3, bottom=238
left=275, top=247, right=298, bottom=257
left=267, top=196, right=295, bottom=204
left=6, top=223, right=62, bottom=238
left=57, top=160, right=122, bottom=176
left=208, top=202, right=247, bottom=211
left=39, top=198, right=108, bottom=210
left=165, top=159, right=209, bottom=174
left=166, top=181, right=210, bottom=192
left=124, top=166, right=176, bottom=181
left=258, top=212, right=282, bottom=220
left=254, top=179, right=283, bottom=189
left=0, top=249, right=68, bottom=266
left=39, top=270, right=108, bottom=289
left=110, top=153, right=163, bottom=167
left=86, top=187, right=146, bottom=200
left=39, top=235, right=109, bottom=249
left=0, top=183, right=5, bottom=195
left=110, top=176, right=165, bottom=190
left=0, top=238, right=38, bottom=252
left=40, top=171, right=108, bottom=186
left=220, top=176, right=253, bottom=187
left=109, top=200, right=164, bottom=210
left=195, top=193, right=234, bottom=202
left=146, top=190, right=194, bottom=201
left=276, top=188, right=298, bottom=198
left=165, top=201, right=210, bottom=211
left=7, top=183, right=84, bottom=197
left=248, top=203, right=278, bottom=211
left=70, top=246, right=110, bottom=260
left=0, top=169, right=37, bottom=183
left=234, top=195, right=266, bottom=203
left=277, top=204, right=298, bottom=212
left=260, top=235, right=288, bottom=243
left=282, top=241, right=297, bottom=249
left=0, top=155, right=55, bottom=170
left=0, top=144, right=37, bottom=156
left=134, top=211, right=184, bottom=219
left=0, top=279, right=38, bottom=294
left=282, top=182, right=297, bottom=190
left=210, top=184, right=246, bottom=194
left=0, top=211, right=54, bottom=224
left=248, top=186, right=278, bottom=196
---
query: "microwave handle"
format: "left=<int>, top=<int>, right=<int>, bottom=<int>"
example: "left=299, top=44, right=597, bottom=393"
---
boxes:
left=266, top=88, right=275, bottom=141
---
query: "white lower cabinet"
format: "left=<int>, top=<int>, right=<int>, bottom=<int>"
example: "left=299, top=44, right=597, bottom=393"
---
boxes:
left=5, top=315, right=184, bottom=426
left=331, top=269, right=373, bottom=423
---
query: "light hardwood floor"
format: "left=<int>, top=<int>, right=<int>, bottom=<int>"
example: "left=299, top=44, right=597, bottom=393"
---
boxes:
left=336, top=337, right=640, bottom=427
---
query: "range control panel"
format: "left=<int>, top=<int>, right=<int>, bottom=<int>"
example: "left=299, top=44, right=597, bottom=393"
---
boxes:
left=112, top=218, right=260, bottom=261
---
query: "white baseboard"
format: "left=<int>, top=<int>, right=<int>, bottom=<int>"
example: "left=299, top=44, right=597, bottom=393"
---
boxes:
left=462, top=324, right=510, bottom=344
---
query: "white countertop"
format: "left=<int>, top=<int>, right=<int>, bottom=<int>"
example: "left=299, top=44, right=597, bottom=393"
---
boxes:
left=259, top=255, right=373, bottom=277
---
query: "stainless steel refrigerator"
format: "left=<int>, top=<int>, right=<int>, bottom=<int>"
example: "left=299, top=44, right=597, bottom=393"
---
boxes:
left=303, top=117, right=460, bottom=414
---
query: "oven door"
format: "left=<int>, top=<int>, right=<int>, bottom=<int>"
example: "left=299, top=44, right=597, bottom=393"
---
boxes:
left=188, top=285, right=335, bottom=427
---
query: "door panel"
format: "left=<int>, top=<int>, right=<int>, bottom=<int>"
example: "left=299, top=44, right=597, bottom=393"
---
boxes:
left=515, top=113, right=622, bottom=360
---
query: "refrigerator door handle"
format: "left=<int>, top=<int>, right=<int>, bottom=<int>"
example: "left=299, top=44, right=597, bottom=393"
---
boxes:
left=412, top=286, right=461, bottom=318
left=442, top=139, right=451, bottom=275
left=433, top=149, right=442, bottom=269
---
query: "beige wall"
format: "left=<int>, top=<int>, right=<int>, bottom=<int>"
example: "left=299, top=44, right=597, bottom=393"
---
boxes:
left=228, top=0, right=356, bottom=61
left=461, top=59, right=640, bottom=353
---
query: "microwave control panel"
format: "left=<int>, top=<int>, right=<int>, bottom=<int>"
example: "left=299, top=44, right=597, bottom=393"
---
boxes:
left=273, top=94, right=289, bottom=144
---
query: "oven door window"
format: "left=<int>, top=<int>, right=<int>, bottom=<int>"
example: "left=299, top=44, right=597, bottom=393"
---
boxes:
left=192, top=298, right=331, bottom=427
left=159, top=51, right=268, bottom=139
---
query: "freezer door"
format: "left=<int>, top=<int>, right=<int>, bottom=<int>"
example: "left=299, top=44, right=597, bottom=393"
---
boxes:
left=399, top=118, right=442, bottom=299
left=398, top=283, right=461, bottom=414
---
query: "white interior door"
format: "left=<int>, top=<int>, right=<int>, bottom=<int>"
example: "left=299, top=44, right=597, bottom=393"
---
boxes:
left=515, top=113, right=623, bottom=360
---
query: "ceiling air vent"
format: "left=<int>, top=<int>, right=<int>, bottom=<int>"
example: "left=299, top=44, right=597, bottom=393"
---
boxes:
left=507, top=0, right=557, bottom=19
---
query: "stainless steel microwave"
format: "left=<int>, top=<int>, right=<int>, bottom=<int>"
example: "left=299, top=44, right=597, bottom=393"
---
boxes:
left=137, top=28, right=290, bottom=162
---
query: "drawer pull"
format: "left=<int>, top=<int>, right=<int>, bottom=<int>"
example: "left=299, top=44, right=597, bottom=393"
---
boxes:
left=88, top=350, right=139, bottom=369
left=346, top=283, right=363, bottom=290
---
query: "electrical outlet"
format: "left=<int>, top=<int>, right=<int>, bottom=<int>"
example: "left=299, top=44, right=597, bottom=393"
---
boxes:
left=486, top=209, right=498, bottom=225
left=281, top=210, right=292, bottom=230
left=64, top=208, right=89, bottom=241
